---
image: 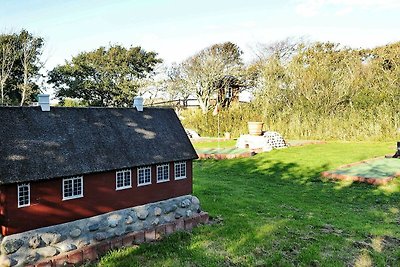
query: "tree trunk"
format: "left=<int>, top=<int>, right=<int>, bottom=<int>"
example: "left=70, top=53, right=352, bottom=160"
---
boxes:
left=20, top=64, right=29, bottom=106
left=197, top=97, right=209, bottom=114
left=0, top=81, right=4, bottom=105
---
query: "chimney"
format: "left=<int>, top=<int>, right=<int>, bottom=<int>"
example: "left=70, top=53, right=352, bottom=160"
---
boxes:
left=133, top=96, right=143, bottom=112
left=38, top=94, right=50, bottom=112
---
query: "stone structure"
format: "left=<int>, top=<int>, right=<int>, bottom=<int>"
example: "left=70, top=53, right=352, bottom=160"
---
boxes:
left=0, top=195, right=205, bottom=266
left=263, top=131, right=287, bottom=149
left=236, top=131, right=287, bottom=151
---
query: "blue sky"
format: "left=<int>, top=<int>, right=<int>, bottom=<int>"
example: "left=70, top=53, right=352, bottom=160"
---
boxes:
left=1, top=0, right=399, bottom=71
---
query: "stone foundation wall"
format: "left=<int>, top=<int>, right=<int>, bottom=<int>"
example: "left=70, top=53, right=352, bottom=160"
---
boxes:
left=0, top=195, right=207, bottom=267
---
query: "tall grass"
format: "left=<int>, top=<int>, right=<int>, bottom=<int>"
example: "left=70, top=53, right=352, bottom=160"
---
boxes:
left=180, top=103, right=400, bottom=141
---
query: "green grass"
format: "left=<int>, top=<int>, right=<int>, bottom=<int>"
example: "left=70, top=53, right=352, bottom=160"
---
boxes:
left=196, top=147, right=249, bottom=155
left=329, top=158, right=400, bottom=179
left=192, top=139, right=237, bottom=149
left=92, top=141, right=400, bottom=266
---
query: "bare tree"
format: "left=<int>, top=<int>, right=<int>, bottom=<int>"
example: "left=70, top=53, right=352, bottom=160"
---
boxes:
left=253, top=37, right=308, bottom=64
left=180, top=42, right=243, bottom=113
left=0, top=34, right=17, bottom=105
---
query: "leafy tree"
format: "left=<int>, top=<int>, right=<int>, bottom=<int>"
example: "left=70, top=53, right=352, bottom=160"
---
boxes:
left=48, top=45, right=162, bottom=107
left=18, top=30, right=44, bottom=106
left=179, top=42, right=244, bottom=113
left=160, top=63, right=191, bottom=106
left=0, top=30, right=43, bottom=105
left=0, top=33, right=17, bottom=105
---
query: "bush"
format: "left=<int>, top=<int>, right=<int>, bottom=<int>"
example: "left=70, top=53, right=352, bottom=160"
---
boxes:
left=180, top=103, right=400, bottom=141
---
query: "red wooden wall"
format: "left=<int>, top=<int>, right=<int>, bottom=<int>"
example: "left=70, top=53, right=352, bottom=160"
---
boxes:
left=0, top=161, right=192, bottom=236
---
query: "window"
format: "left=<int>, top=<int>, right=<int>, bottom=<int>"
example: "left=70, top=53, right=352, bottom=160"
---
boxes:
left=17, top=184, right=30, bottom=208
left=116, top=169, right=131, bottom=190
left=63, top=176, right=83, bottom=200
left=138, top=166, right=151, bottom=186
left=174, top=161, right=187, bottom=180
left=157, top=164, right=169, bottom=183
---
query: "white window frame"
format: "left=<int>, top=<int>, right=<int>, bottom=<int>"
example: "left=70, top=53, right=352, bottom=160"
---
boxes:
left=115, top=169, right=132, bottom=190
left=62, top=176, right=83, bottom=201
left=137, top=166, right=152, bottom=186
left=156, top=164, right=170, bottom=183
left=17, top=183, right=30, bottom=208
left=174, top=161, right=187, bottom=180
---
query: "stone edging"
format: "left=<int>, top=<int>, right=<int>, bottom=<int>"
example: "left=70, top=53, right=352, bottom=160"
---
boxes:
left=0, top=195, right=202, bottom=266
left=28, top=212, right=209, bottom=267
left=321, top=156, right=399, bottom=185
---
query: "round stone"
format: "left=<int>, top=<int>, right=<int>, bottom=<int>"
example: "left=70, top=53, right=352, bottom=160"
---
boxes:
left=2, top=239, right=23, bottom=254
left=191, top=196, right=200, bottom=206
left=137, top=209, right=149, bottom=220
left=29, top=235, right=41, bottom=249
left=164, top=204, right=178, bottom=214
left=57, top=243, right=77, bottom=253
left=88, top=223, right=100, bottom=232
left=41, top=233, right=61, bottom=245
left=154, top=207, right=162, bottom=216
left=37, top=246, right=58, bottom=258
left=125, top=215, right=134, bottom=225
left=180, top=199, right=191, bottom=208
left=95, top=232, right=107, bottom=241
left=69, top=228, right=82, bottom=238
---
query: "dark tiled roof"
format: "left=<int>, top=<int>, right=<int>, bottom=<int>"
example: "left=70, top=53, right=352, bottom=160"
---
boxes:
left=0, top=107, right=197, bottom=185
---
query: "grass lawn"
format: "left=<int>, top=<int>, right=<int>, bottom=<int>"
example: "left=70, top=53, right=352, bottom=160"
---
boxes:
left=327, top=158, right=400, bottom=179
left=91, top=141, right=400, bottom=267
left=192, top=139, right=237, bottom=149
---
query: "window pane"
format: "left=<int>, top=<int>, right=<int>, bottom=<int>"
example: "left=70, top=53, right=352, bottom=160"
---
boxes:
left=63, top=177, right=83, bottom=199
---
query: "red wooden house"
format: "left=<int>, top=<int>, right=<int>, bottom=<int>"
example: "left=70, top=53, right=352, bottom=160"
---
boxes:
left=0, top=98, right=198, bottom=236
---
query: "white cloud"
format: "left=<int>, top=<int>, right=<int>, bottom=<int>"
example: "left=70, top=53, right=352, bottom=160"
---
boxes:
left=295, top=0, right=400, bottom=17
left=335, top=6, right=353, bottom=16
left=295, top=0, right=324, bottom=17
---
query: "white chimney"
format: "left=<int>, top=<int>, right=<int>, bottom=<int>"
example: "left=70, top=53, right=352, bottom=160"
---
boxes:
left=38, top=94, right=50, bottom=112
left=133, top=96, right=143, bottom=112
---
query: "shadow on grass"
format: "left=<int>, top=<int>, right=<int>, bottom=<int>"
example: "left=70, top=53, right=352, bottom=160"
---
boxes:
left=95, top=231, right=229, bottom=267
left=93, top=144, right=400, bottom=266
left=193, top=153, right=400, bottom=265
